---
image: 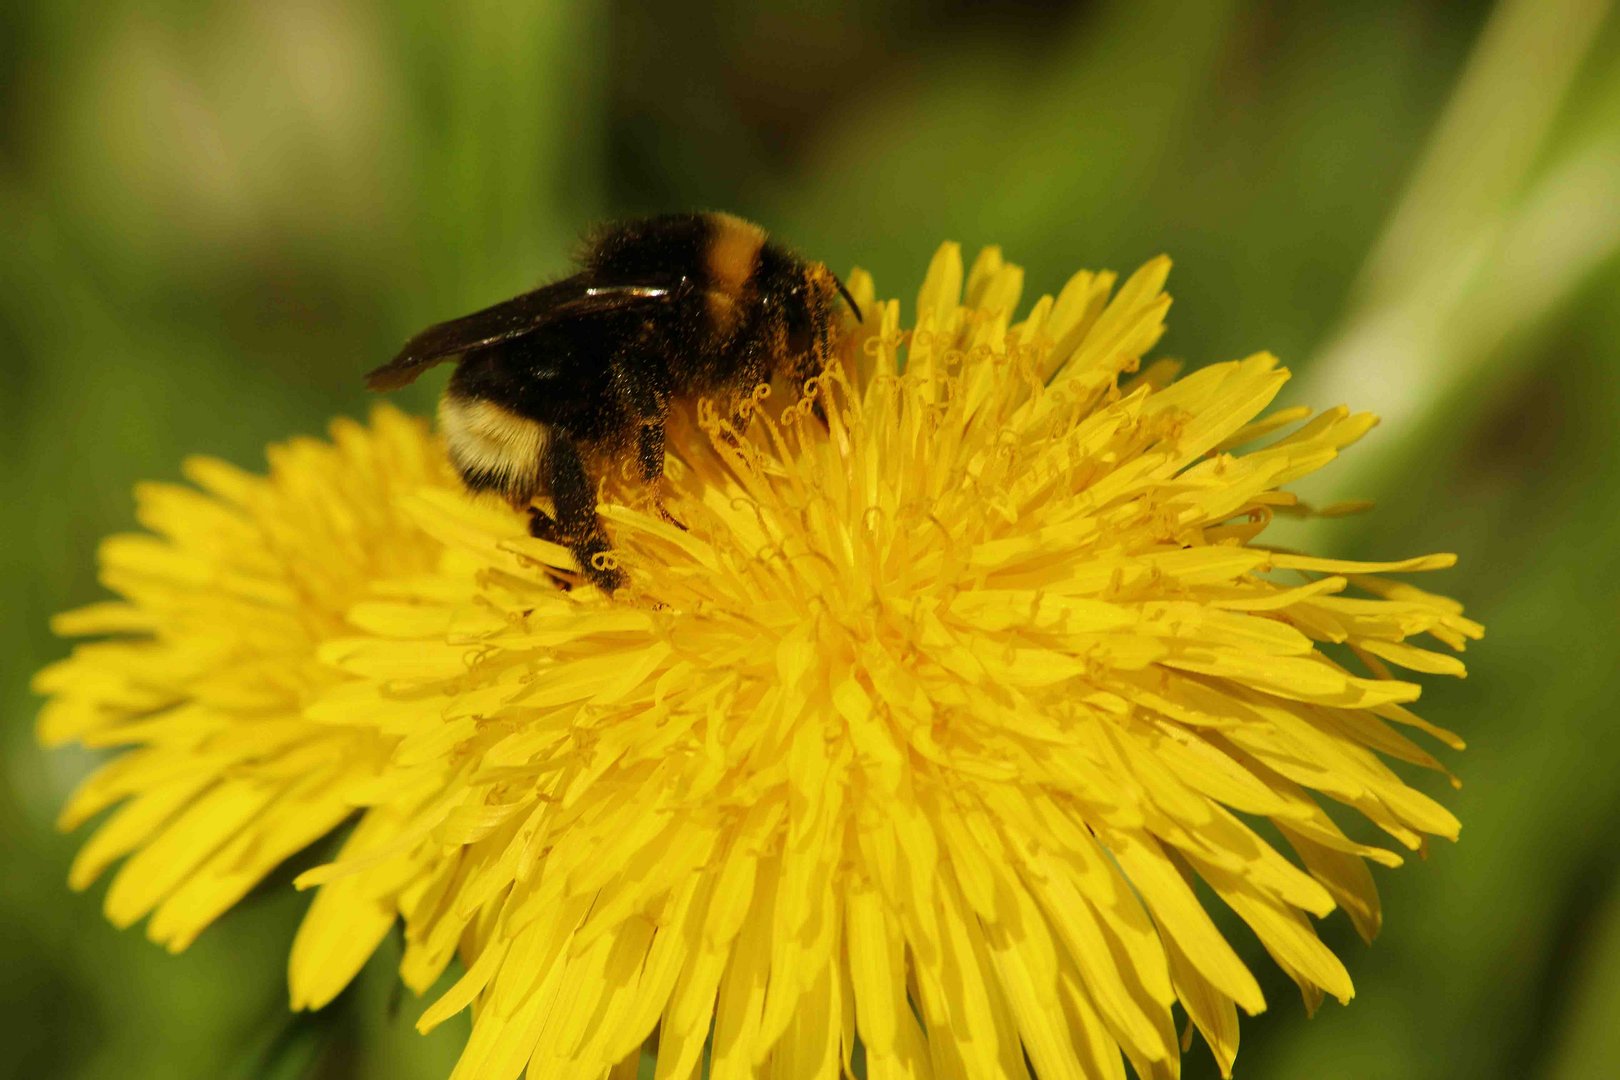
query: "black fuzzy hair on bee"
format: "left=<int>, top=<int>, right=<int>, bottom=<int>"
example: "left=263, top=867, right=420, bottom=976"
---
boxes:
left=366, top=212, right=855, bottom=593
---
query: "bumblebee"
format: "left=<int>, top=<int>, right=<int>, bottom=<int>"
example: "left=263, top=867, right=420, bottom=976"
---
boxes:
left=366, top=212, right=858, bottom=593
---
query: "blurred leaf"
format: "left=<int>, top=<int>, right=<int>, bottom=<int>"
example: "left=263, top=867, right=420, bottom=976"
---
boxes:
left=1545, top=878, right=1620, bottom=1080
left=1288, top=0, right=1620, bottom=503
left=227, top=1006, right=347, bottom=1080
left=5, top=2, right=1620, bottom=1078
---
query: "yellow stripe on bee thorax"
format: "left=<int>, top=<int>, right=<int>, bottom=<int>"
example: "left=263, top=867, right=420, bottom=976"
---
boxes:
left=704, top=213, right=766, bottom=335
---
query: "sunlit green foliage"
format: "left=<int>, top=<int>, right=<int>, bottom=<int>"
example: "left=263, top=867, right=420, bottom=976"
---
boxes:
left=4, top=2, right=1618, bottom=1077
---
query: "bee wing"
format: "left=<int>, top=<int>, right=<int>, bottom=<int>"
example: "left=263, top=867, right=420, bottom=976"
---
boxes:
left=365, top=278, right=675, bottom=391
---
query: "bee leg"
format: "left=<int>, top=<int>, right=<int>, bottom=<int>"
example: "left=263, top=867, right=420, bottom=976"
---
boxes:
left=546, top=436, right=625, bottom=594
left=526, top=505, right=566, bottom=545
left=526, top=509, right=576, bottom=592
left=635, top=423, right=687, bottom=531
left=614, top=360, right=683, bottom=531
left=635, top=422, right=666, bottom=483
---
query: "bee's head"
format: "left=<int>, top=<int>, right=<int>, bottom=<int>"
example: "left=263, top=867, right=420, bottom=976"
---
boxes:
left=763, top=251, right=861, bottom=378
left=809, top=261, right=862, bottom=326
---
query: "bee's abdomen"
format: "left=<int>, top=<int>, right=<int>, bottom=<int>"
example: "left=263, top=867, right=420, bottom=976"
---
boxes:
left=439, top=391, right=551, bottom=503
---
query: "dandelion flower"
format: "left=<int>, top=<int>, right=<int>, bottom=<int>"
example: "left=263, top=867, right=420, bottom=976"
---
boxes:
left=34, top=408, right=450, bottom=951
left=42, top=244, right=1481, bottom=1079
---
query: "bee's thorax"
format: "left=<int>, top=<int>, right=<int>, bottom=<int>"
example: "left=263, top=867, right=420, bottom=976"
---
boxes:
left=703, top=213, right=767, bottom=335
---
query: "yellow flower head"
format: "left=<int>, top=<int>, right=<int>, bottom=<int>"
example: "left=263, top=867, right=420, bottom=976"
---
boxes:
left=41, top=244, right=1481, bottom=1079
left=35, top=410, right=446, bottom=950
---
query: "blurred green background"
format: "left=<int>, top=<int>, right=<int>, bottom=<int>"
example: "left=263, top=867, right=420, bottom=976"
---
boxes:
left=4, top=1, right=1619, bottom=1077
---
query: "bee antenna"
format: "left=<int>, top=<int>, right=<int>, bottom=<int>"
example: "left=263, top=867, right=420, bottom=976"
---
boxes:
left=832, top=274, right=863, bottom=323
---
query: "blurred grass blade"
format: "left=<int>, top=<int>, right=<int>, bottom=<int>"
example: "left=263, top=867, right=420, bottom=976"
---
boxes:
left=1290, top=0, right=1615, bottom=497
left=1545, top=876, right=1620, bottom=1080
left=1356, top=0, right=1610, bottom=301
left=402, top=1, right=606, bottom=308
left=228, top=1000, right=351, bottom=1080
